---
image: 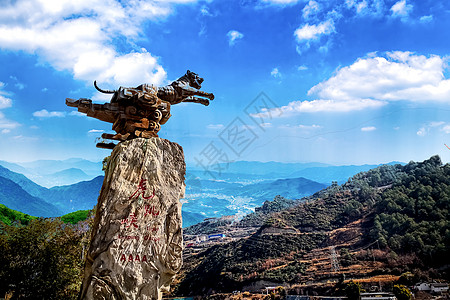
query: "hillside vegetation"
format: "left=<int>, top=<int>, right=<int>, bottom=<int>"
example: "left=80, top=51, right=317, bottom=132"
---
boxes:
left=174, top=156, right=450, bottom=296
left=0, top=208, right=93, bottom=299
left=0, top=204, right=37, bottom=226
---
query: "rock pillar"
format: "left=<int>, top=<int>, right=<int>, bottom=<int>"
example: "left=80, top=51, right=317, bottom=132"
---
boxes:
left=79, top=138, right=185, bottom=300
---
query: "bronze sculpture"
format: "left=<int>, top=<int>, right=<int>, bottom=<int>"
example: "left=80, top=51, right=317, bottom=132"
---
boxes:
left=66, top=70, right=214, bottom=149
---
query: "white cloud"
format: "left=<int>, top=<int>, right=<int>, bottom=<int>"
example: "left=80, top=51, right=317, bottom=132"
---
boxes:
left=280, top=124, right=322, bottom=130
left=1, top=129, right=10, bottom=134
left=271, top=67, right=281, bottom=78
left=298, top=65, right=308, bottom=71
left=253, top=51, right=450, bottom=117
left=0, top=82, right=13, bottom=109
left=33, top=109, right=66, bottom=118
left=207, top=124, right=224, bottom=130
left=302, top=1, right=320, bottom=19
left=227, top=30, right=244, bottom=46
left=0, top=0, right=198, bottom=87
left=9, top=76, right=25, bottom=90
left=417, top=121, right=445, bottom=136
left=0, top=95, right=12, bottom=110
left=252, top=99, right=385, bottom=118
left=308, top=52, right=450, bottom=103
left=69, top=111, right=85, bottom=117
left=419, top=15, right=433, bottom=23
left=361, top=126, right=376, bottom=132
left=442, top=125, right=450, bottom=134
left=345, top=0, right=385, bottom=17
left=294, top=19, right=335, bottom=42
left=390, top=0, right=413, bottom=20
left=260, top=0, right=301, bottom=5
left=88, top=129, right=104, bottom=133
left=0, top=112, right=20, bottom=129
left=0, top=83, right=20, bottom=130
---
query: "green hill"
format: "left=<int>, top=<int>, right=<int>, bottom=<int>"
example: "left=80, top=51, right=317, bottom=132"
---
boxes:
left=0, top=204, right=37, bottom=225
left=175, top=156, right=450, bottom=295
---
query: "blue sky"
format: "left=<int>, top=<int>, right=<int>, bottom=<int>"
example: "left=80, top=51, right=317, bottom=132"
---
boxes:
left=0, top=0, right=450, bottom=167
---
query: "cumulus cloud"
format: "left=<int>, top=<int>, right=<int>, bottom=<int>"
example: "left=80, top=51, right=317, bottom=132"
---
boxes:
left=345, top=0, right=385, bottom=17
left=0, top=95, right=12, bottom=110
left=227, top=30, right=244, bottom=46
left=271, top=68, right=281, bottom=78
left=252, top=51, right=450, bottom=117
left=252, top=99, right=385, bottom=118
left=302, top=1, right=320, bottom=19
left=0, top=0, right=197, bottom=87
left=0, top=112, right=20, bottom=129
left=0, top=82, right=13, bottom=109
left=419, top=15, right=433, bottom=23
left=308, top=52, right=450, bottom=103
left=361, top=126, right=376, bottom=132
left=33, top=109, right=66, bottom=118
left=0, top=83, right=19, bottom=130
left=442, top=125, right=450, bottom=134
left=390, top=0, right=413, bottom=21
left=260, top=0, right=301, bottom=5
left=294, top=19, right=335, bottom=42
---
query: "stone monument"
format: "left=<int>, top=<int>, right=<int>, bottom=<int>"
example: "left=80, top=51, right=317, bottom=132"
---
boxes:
left=66, top=71, right=214, bottom=299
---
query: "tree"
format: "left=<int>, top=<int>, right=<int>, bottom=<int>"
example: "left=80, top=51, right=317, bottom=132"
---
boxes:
left=0, top=218, right=86, bottom=299
left=393, top=285, right=412, bottom=300
left=344, top=280, right=363, bottom=300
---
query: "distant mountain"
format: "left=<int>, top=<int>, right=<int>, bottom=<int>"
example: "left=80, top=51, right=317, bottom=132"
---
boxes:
left=182, top=211, right=206, bottom=228
left=44, top=176, right=104, bottom=214
left=187, top=161, right=331, bottom=180
left=287, top=162, right=404, bottom=184
left=236, top=177, right=327, bottom=201
left=200, top=161, right=330, bottom=176
left=0, top=161, right=30, bottom=175
left=16, top=158, right=102, bottom=175
left=0, top=176, right=61, bottom=217
left=0, top=158, right=103, bottom=188
left=0, top=165, right=48, bottom=199
left=33, top=168, right=92, bottom=188
left=0, top=165, right=102, bottom=216
left=182, top=175, right=326, bottom=221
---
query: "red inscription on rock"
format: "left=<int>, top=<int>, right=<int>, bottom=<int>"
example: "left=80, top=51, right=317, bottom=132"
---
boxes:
left=129, top=179, right=155, bottom=200
left=144, top=205, right=160, bottom=218
left=120, top=254, right=148, bottom=263
left=120, top=212, right=139, bottom=228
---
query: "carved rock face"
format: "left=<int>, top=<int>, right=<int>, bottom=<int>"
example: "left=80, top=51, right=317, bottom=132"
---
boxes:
left=79, top=138, right=185, bottom=300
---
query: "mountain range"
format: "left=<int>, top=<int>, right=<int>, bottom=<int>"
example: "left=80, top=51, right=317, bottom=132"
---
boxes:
left=0, top=159, right=404, bottom=226
left=175, top=156, right=449, bottom=296
left=0, top=165, right=102, bottom=217
left=0, top=158, right=103, bottom=188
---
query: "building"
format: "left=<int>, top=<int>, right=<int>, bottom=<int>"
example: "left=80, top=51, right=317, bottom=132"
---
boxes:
left=360, top=292, right=396, bottom=300
left=431, top=283, right=448, bottom=294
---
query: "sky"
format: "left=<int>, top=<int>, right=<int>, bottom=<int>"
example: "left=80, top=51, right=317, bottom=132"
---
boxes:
left=0, top=0, right=450, bottom=168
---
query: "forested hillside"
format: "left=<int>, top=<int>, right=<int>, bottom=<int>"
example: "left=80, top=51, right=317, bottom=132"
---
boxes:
left=174, top=156, right=450, bottom=296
